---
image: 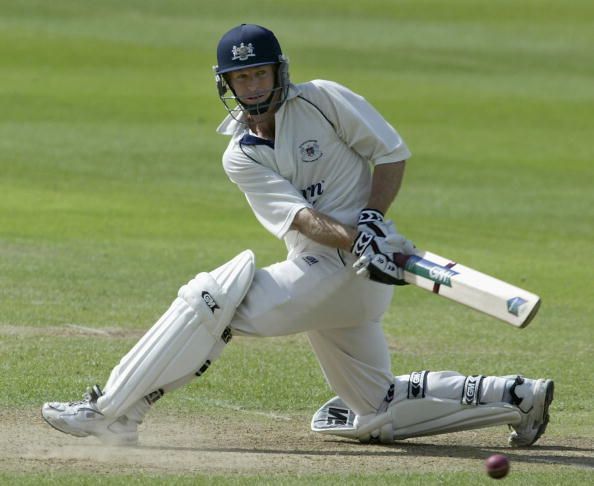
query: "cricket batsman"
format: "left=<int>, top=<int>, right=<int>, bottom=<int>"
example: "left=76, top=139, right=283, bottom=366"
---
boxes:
left=42, top=24, right=554, bottom=447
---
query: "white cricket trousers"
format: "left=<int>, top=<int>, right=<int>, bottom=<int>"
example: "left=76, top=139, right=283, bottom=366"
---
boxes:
left=230, top=248, right=395, bottom=416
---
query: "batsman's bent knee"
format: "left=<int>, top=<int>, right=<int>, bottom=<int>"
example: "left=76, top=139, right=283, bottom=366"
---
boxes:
left=98, top=250, right=255, bottom=418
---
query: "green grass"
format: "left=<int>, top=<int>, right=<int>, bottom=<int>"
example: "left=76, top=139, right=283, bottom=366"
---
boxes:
left=1, top=0, right=593, bottom=484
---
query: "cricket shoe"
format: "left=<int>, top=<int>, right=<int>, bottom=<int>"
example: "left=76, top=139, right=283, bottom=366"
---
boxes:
left=41, top=385, right=139, bottom=446
left=507, top=376, right=554, bottom=447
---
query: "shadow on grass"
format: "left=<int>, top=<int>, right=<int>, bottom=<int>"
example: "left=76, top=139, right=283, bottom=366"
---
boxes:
left=135, top=441, right=594, bottom=469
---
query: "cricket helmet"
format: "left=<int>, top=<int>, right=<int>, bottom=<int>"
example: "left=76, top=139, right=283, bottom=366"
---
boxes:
left=214, top=24, right=290, bottom=118
left=215, top=24, right=283, bottom=74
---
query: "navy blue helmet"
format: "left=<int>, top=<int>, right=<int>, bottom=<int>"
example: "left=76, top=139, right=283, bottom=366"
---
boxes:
left=215, top=24, right=283, bottom=75
left=214, top=24, right=290, bottom=118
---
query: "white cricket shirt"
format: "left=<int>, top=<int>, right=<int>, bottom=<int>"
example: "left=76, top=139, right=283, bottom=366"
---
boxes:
left=217, top=80, right=411, bottom=257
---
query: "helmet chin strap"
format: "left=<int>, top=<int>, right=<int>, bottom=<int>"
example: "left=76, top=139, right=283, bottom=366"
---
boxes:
left=240, top=90, right=276, bottom=116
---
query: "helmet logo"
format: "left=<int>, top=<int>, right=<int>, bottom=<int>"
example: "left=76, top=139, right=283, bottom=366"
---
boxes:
left=231, top=42, right=255, bottom=61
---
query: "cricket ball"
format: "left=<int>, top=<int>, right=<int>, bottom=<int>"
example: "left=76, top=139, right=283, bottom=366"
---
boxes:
left=485, top=454, right=510, bottom=479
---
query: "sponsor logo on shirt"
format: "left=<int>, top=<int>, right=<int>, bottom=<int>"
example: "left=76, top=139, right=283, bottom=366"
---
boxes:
left=299, top=139, right=323, bottom=162
left=301, top=180, right=325, bottom=205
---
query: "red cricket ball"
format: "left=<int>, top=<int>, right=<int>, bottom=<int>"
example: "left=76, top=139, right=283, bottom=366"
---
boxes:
left=485, top=454, right=510, bottom=479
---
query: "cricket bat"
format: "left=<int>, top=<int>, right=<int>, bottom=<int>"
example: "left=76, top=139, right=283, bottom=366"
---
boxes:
left=393, top=250, right=541, bottom=328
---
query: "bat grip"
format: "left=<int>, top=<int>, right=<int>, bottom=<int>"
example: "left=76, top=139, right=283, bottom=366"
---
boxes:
left=393, top=252, right=412, bottom=269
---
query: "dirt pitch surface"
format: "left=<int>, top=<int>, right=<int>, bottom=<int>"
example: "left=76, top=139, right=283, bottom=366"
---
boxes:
left=1, top=325, right=592, bottom=476
left=1, top=409, right=592, bottom=477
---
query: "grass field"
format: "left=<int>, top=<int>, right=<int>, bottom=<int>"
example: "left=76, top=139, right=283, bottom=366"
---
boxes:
left=1, top=0, right=593, bottom=484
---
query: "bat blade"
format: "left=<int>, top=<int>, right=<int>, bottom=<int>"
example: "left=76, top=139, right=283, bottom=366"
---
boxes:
left=394, top=250, right=541, bottom=328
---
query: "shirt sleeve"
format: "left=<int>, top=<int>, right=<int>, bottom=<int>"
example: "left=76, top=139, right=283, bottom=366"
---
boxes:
left=223, top=147, right=312, bottom=239
left=308, top=80, right=411, bottom=165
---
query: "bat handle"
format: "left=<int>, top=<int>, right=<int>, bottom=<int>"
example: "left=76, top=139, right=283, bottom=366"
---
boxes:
left=393, top=252, right=413, bottom=269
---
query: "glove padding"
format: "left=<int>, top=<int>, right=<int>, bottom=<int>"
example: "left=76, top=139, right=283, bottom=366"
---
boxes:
left=351, top=209, right=414, bottom=286
left=352, top=209, right=415, bottom=256
left=353, top=253, right=408, bottom=286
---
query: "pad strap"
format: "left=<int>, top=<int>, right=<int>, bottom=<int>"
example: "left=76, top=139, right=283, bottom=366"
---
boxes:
left=407, top=370, right=429, bottom=399
left=462, top=375, right=485, bottom=406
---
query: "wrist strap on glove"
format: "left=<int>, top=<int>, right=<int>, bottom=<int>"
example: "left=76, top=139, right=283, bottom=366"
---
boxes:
left=357, top=209, right=386, bottom=237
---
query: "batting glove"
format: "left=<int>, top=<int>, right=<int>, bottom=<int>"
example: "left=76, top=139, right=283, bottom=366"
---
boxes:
left=351, top=209, right=414, bottom=286
left=353, top=253, right=407, bottom=286
left=351, top=209, right=415, bottom=259
left=350, top=210, right=392, bottom=259
left=356, top=208, right=388, bottom=237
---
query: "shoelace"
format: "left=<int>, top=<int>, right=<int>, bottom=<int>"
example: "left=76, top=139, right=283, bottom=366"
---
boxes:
left=67, top=385, right=102, bottom=407
left=67, top=395, right=91, bottom=407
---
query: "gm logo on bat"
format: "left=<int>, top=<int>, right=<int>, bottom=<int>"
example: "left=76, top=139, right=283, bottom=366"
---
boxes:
left=405, top=256, right=459, bottom=287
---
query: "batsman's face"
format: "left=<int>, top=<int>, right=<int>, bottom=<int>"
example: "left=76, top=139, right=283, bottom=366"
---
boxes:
left=228, top=65, right=276, bottom=105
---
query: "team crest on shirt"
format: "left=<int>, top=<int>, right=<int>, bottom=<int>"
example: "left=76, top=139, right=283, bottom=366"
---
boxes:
left=231, top=43, right=255, bottom=61
left=299, top=139, right=323, bottom=162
